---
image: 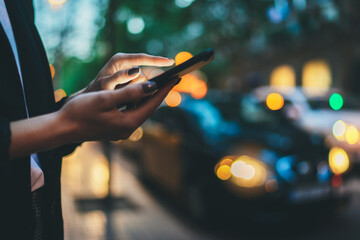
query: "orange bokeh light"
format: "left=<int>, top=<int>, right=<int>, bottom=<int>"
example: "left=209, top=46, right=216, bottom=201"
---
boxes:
left=216, top=165, right=232, bottom=180
left=165, top=90, right=182, bottom=107
left=266, top=93, right=284, bottom=110
left=54, top=89, right=67, bottom=102
left=191, top=80, right=207, bottom=99
left=175, top=52, right=193, bottom=66
left=173, top=73, right=207, bottom=99
left=49, top=64, right=56, bottom=79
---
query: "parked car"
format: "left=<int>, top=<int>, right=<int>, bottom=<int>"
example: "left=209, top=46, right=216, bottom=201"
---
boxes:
left=253, top=86, right=360, bottom=162
left=130, top=91, right=350, bottom=222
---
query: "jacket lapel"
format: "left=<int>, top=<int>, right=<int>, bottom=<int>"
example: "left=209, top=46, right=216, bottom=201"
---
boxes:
left=0, top=14, right=19, bottom=76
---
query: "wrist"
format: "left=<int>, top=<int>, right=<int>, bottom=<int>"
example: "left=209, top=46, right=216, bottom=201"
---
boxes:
left=52, top=111, right=78, bottom=147
left=10, top=111, right=78, bottom=159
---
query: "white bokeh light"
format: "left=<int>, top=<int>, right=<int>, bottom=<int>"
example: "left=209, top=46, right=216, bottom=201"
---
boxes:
left=175, top=0, right=195, bottom=8
left=127, top=17, right=145, bottom=34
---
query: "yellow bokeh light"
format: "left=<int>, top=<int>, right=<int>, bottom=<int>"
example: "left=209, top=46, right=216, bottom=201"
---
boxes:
left=302, top=60, right=332, bottom=96
left=270, top=65, right=296, bottom=89
left=48, top=0, right=66, bottom=5
left=329, top=147, right=349, bottom=175
left=230, top=156, right=267, bottom=188
left=54, top=89, right=67, bottom=103
left=175, top=51, right=193, bottom=66
left=332, top=120, right=346, bottom=140
left=266, top=93, right=284, bottom=110
left=165, top=90, right=182, bottom=107
left=49, top=64, right=56, bottom=79
left=216, top=165, right=232, bottom=180
left=345, top=125, right=359, bottom=145
left=129, top=127, right=143, bottom=142
left=214, top=156, right=267, bottom=187
left=215, top=157, right=233, bottom=181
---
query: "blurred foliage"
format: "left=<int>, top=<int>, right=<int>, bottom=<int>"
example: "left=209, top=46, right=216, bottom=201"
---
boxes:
left=49, top=0, right=360, bottom=94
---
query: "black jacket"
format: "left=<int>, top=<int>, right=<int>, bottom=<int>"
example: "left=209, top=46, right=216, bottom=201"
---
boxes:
left=0, top=0, right=78, bottom=239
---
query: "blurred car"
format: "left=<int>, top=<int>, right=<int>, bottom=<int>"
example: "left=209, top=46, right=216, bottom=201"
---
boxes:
left=135, top=91, right=350, bottom=222
left=253, top=87, right=360, bottom=161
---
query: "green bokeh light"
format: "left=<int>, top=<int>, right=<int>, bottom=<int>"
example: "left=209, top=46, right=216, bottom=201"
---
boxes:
left=329, top=93, right=344, bottom=110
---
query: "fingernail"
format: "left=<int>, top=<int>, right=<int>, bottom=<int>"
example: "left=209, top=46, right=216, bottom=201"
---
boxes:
left=168, top=58, right=175, bottom=63
left=142, top=81, right=158, bottom=93
left=128, top=67, right=140, bottom=76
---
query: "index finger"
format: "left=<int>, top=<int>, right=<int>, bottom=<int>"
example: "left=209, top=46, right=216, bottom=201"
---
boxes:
left=114, top=53, right=175, bottom=69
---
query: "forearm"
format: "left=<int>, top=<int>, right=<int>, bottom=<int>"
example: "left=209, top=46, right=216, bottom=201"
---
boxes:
left=9, top=112, right=73, bottom=159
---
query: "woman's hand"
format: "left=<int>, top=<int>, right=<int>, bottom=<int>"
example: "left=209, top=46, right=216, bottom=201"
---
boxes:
left=57, top=79, right=177, bottom=143
left=68, top=53, right=174, bottom=101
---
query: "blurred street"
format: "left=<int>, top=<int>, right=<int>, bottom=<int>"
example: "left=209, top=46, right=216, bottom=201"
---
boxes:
left=62, top=142, right=360, bottom=240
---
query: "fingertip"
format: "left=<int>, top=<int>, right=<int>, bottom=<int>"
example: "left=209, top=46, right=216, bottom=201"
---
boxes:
left=154, top=56, right=175, bottom=66
left=167, top=58, right=175, bottom=65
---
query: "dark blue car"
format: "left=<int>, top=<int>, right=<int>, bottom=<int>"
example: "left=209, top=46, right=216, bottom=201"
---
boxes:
left=137, top=91, right=349, bottom=222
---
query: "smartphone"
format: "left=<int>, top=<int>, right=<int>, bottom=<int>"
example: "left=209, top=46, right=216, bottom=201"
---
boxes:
left=119, top=49, right=214, bottom=110
left=148, top=49, right=214, bottom=89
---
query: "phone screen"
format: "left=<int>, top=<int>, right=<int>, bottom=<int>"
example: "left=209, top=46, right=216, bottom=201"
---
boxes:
left=148, top=49, right=214, bottom=88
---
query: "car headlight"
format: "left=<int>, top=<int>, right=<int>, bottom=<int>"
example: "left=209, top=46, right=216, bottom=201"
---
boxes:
left=328, top=147, right=349, bottom=175
left=215, top=155, right=268, bottom=188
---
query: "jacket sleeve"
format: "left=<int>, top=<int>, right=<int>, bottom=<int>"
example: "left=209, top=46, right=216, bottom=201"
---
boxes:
left=0, top=116, right=11, bottom=171
left=53, top=97, right=82, bottom=157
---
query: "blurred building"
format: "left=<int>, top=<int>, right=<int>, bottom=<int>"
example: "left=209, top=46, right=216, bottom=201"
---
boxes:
left=225, top=0, right=360, bottom=96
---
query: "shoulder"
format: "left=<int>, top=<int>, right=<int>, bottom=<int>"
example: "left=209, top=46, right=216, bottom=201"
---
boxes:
left=19, top=0, right=35, bottom=23
left=6, top=0, right=35, bottom=23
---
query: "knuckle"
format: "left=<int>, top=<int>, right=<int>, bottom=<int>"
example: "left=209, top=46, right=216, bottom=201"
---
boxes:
left=96, top=93, right=112, bottom=106
left=99, top=79, right=109, bottom=90
left=96, top=93, right=107, bottom=103
left=113, top=53, right=123, bottom=59
left=123, top=87, right=138, bottom=99
left=110, top=53, right=123, bottom=64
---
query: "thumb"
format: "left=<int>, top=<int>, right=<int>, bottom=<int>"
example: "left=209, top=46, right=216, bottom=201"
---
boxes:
left=110, top=81, right=158, bottom=107
left=102, top=67, right=141, bottom=90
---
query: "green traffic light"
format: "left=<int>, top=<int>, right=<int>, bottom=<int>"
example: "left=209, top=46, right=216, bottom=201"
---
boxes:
left=329, top=93, right=343, bottom=110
